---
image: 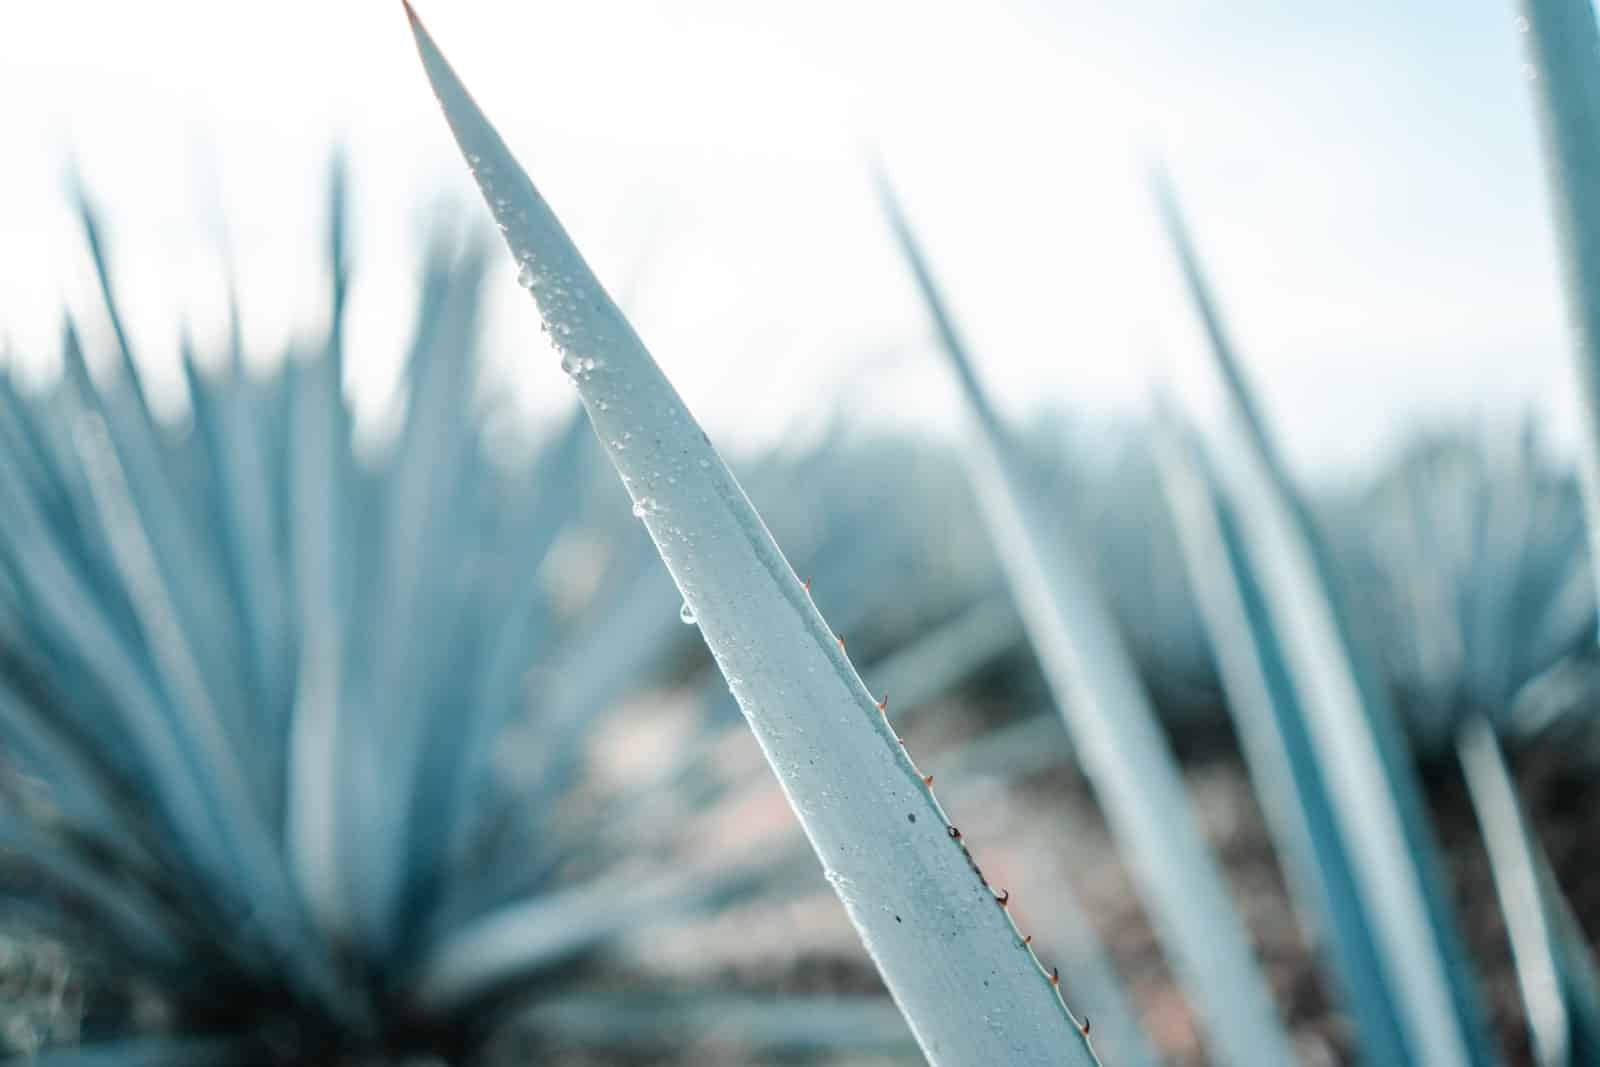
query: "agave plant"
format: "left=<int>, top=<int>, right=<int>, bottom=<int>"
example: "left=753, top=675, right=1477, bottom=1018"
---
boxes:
left=0, top=172, right=932, bottom=1064
left=1326, top=427, right=1595, bottom=752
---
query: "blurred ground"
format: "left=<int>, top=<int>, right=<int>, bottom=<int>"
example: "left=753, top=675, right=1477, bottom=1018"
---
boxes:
left=603, top=700, right=1600, bottom=1067
left=983, top=713, right=1600, bottom=1067
left=6, top=702, right=1597, bottom=1066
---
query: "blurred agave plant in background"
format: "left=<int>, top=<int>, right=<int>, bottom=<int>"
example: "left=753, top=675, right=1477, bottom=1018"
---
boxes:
left=0, top=169, right=931, bottom=1065
left=1329, top=428, right=1597, bottom=754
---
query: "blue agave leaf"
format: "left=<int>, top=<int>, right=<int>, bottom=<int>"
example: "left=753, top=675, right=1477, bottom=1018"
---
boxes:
left=1151, top=404, right=1412, bottom=1063
left=178, top=339, right=287, bottom=756
left=877, top=166, right=1293, bottom=1065
left=68, top=180, right=150, bottom=420
left=1154, top=170, right=1495, bottom=1066
left=1520, top=0, right=1600, bottom=613
left=1458, top=715, right=1600, bottom=1067
left=403, top=8, right=1098, bottom=1062
left=284, top=341, right=356, bottom=942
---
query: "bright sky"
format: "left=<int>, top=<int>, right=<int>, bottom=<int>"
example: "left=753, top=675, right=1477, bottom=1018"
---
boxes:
left=0, top=0, right=1577, bottom=476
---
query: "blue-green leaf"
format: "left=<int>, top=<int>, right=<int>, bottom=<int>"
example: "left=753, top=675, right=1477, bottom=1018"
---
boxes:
left=1520, top=0, right=1600, bottom=613
left=1152, top=404, right=1411, bottom=1063
left=1458, top=715, right=1600, bottom=1067
left=404, top=8, right=1095, bottom=1063
left=1155, top=171, right=1494, bottom=1067
left=876, top=167, right=1292, bottom=1065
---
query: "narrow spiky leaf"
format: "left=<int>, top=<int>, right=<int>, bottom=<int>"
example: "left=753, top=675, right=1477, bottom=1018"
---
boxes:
left=1520, top=0, right=1600, bottom=614
left=1458, top=715, right=1600, bottom=1067
left=403, top=8, right=1094, bottom=1063
left=1152, top=405, right=1411, bottom=1063
left=876, top=169, right=1292, bottom=1065
left=1154, top=172, right=1494, bottom=1067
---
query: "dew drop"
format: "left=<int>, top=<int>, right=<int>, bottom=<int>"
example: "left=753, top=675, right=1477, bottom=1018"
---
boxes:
left=679, top=601, right=697, bottom=624
left=516, top=261, right=536, bottom=288
left=632, top=496, right=656, bottom=518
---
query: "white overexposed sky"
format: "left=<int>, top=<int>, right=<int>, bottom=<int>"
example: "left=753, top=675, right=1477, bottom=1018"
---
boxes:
left=0, top=0, right=1579, bottom=476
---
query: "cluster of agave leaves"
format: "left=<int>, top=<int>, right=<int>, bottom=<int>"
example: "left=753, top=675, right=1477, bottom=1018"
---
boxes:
left=0, top=175, right=931, bottom=1062
left=0, top=190, right=1212, bottom=1064
left=7, top=2, right=1600, bottom=1065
